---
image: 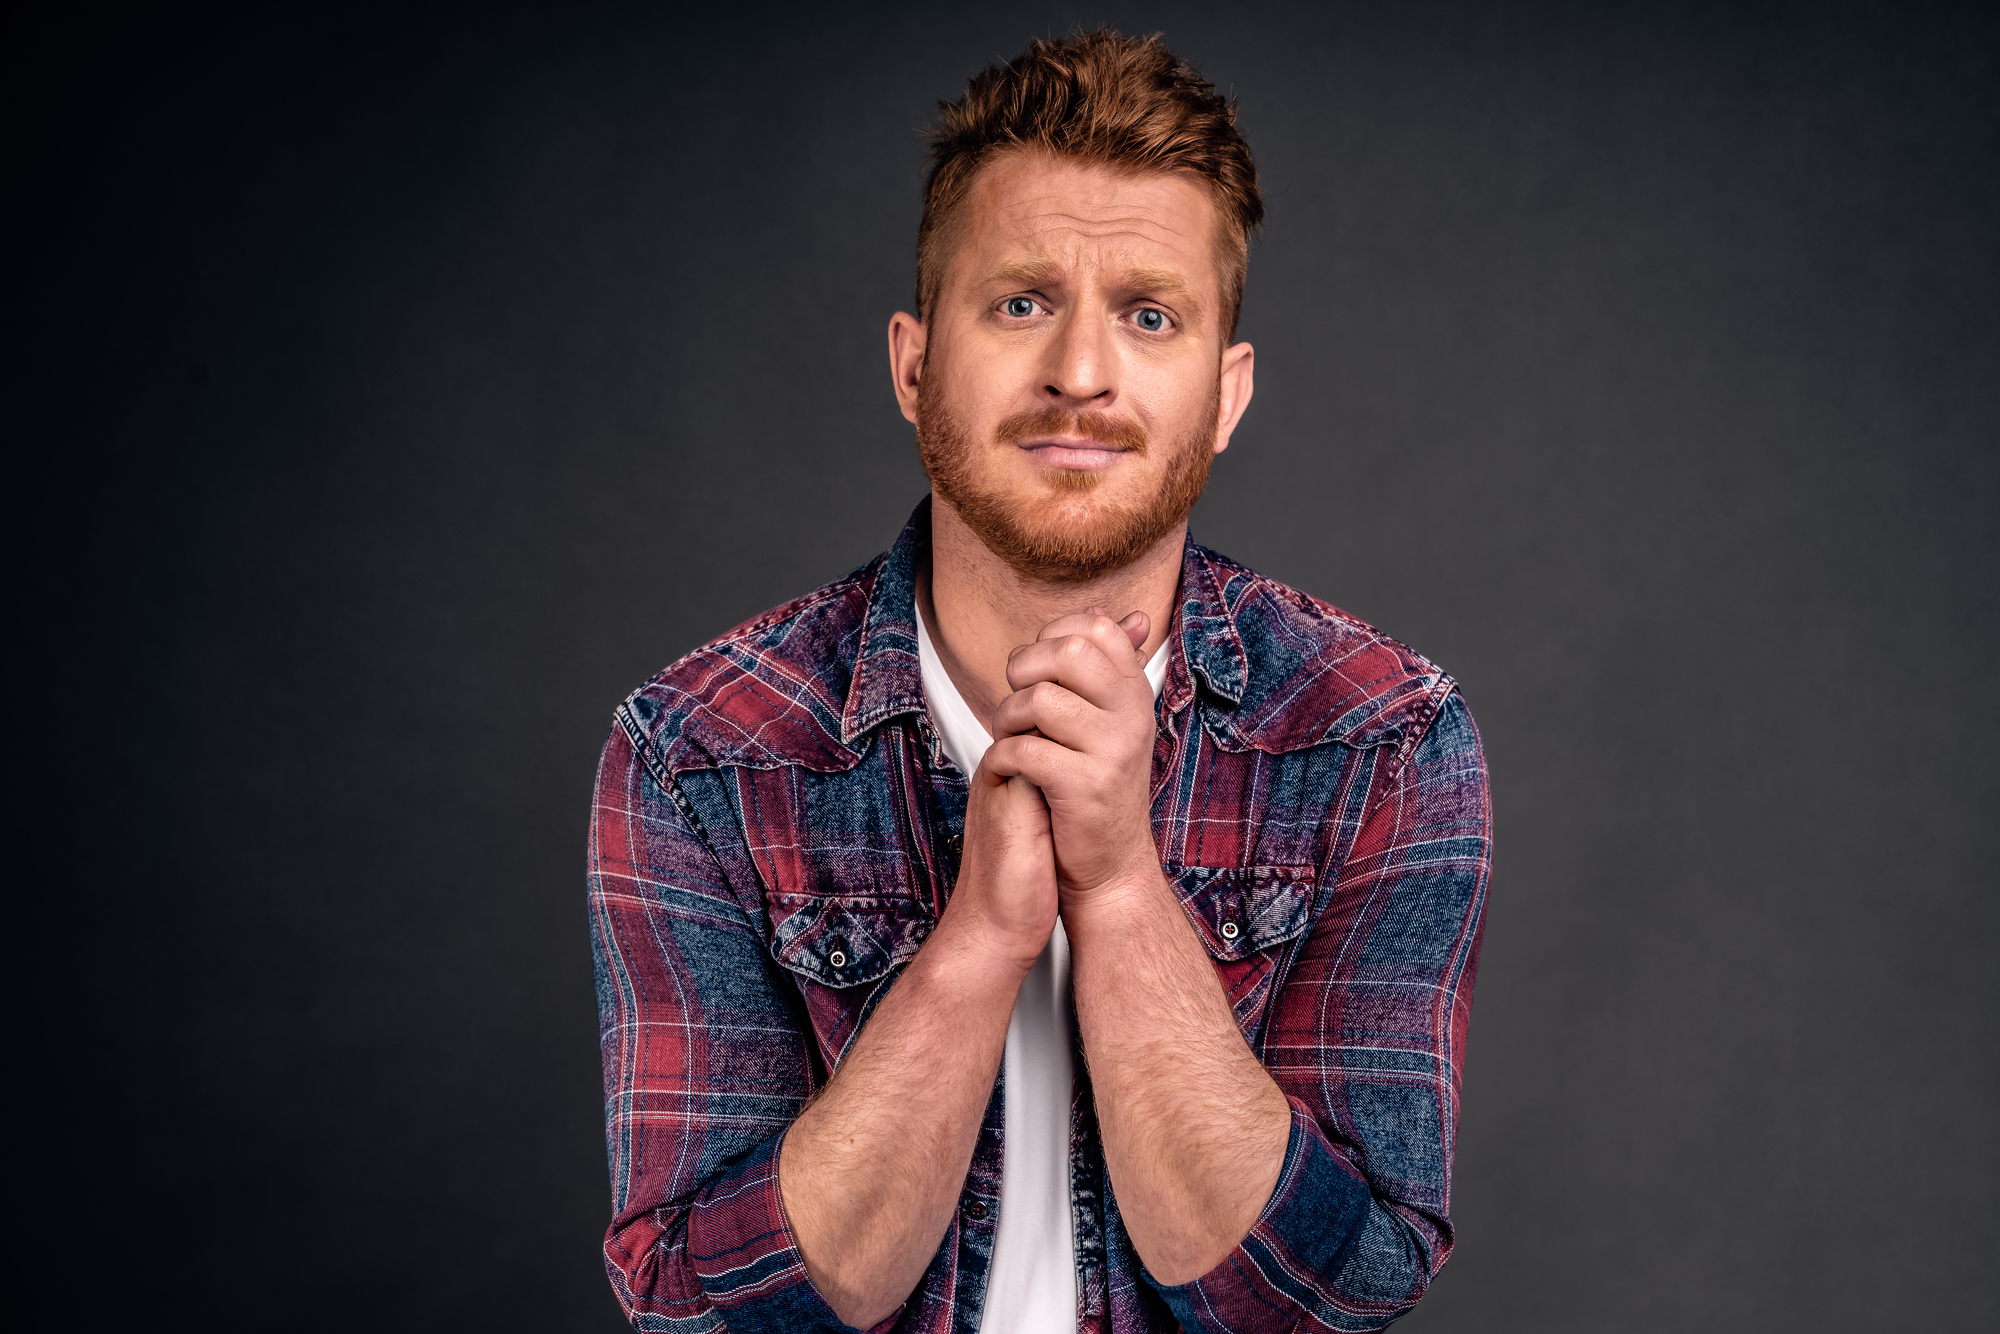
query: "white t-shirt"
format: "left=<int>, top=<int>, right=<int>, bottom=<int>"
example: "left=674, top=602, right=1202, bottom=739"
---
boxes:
left=914, top=605, right=1168, bottom=1334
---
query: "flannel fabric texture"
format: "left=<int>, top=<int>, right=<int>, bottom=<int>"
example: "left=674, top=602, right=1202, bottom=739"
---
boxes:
left=590, top=500, right=1490, bottom=1332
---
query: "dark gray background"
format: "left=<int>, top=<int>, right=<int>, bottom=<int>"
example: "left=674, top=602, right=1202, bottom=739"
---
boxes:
left=14, top=1, right=1996, bottom=1329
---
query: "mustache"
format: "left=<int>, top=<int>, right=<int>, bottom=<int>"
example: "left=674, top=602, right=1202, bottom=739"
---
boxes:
left=994, top=407, right=1148, bottom=454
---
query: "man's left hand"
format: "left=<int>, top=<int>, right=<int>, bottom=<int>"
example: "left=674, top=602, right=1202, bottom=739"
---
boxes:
left=983, top=609, right=1159, bottom=900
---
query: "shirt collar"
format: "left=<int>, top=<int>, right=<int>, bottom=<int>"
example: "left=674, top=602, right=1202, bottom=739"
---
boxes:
left=839, top=497, right=1250, bottom=748
left=1168, top=529, right=1249, bottom=712
left=839, top=502, right=929, bottom=747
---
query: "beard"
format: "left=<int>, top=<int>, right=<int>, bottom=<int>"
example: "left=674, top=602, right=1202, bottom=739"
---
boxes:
left=915, top=383, right=1218, bottom=584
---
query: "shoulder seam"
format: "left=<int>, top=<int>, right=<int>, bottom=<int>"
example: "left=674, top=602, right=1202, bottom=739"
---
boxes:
left=614, top=702, right=675, bottom=792
left=611, top=706, right=735, bottom=885
left=1379, top=676, right=1462, bottom=790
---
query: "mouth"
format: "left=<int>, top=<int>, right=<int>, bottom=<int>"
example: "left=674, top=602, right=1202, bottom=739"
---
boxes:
left=1013, top=436, right=1134, bottom=472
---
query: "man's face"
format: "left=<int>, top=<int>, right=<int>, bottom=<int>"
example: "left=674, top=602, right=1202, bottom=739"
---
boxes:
left=891, top=151, right=1255, bottom=582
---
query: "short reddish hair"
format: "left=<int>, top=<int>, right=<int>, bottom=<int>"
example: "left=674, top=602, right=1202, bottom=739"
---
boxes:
left=917, top=28, right=1264, bottom=341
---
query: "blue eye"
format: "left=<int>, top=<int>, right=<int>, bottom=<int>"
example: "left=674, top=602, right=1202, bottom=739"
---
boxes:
left=1004, top=297, right=1036, bottom=317
left=1135, top=308, right=1166, bottom=332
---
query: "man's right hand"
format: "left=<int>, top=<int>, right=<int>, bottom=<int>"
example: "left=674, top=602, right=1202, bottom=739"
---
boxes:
left=949, top=761, right=1059, bottom=969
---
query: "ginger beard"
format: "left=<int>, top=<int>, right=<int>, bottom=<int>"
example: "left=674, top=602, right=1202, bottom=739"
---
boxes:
left=916, top=377, right=1220, bottom=584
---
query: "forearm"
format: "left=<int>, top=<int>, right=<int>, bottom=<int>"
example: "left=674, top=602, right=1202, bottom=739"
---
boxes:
left=780, top=909, right=1026, bottom=1329
left=1066, top=869, right=1291, bottom=1285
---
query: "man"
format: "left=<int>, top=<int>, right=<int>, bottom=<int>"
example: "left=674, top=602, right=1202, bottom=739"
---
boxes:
left=590, top=29, right=1489, bottom=1334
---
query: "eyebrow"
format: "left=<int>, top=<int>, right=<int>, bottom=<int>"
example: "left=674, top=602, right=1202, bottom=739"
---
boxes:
left=1120, top=267, right=1203, bottom=317
left=990, top=259, right=1062, bottom=288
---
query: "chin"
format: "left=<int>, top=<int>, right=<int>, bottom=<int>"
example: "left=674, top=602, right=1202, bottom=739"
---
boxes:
left=1023, top=484, right=1128, bottom=530
left=1022, top=510, right=1118, bottom=549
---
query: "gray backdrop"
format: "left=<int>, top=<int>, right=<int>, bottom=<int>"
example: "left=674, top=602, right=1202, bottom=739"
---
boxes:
left=15, top=1, right=1996, bottom=1329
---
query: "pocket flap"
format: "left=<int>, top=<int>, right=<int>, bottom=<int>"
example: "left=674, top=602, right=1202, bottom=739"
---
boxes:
left=1165, top=865, right=1315, bottom=961
left=770, top=895, right=932, bottom=988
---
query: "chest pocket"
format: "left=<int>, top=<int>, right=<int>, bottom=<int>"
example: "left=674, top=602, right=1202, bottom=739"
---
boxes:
left=1169, top=864, right=1316, bottom=1040
left=769, top=893, right=933, bottom=989
left=1167, top=864, right=1315, bottom=961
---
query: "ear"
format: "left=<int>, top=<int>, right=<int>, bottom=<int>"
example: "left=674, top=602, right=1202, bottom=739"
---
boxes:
left=889, top=311, right=928, bottom=426
left=1212, top=340, right=1255, bottom=454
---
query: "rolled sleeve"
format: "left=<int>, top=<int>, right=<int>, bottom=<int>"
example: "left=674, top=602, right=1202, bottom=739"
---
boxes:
left=682, top=1133, right=861, bottom=1333
left=1154, top=689, right=1491, bottom=1332
left=1147, top=1102, right=1375, bottom=1330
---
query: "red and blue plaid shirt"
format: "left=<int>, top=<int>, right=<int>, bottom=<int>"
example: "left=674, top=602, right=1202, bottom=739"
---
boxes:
left=589, top=500, right=1491, bottom=1332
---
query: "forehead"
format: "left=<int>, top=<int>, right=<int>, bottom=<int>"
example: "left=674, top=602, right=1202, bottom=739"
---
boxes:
left=953, top=151, right=1223, bottom=290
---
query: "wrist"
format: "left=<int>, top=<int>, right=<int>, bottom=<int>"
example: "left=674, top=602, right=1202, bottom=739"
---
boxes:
left=1059, top=860, right=1175, bottom=940
left=926, top=896, right=1047, bottom=985
left=1058, top=826, right=1167, bottom=897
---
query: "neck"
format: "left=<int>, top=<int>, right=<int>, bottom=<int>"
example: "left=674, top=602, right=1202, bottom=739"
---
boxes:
left=917, top=491, right=1183, bottom=732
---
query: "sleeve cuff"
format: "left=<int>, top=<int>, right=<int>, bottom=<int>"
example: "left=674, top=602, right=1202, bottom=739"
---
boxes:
left=686, top=1129, right=872, bottom=1334
left=1144, top=1100, right=1374, bottom=1332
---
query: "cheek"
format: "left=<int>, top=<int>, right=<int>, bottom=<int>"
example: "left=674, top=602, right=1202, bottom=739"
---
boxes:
left=1129, top=375, right=1206, bottom=437
left=930, top=348, right=999, bottom=416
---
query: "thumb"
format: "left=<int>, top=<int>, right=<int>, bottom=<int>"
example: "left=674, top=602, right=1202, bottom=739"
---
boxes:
left=1117, top=610, right=1149, bottom=655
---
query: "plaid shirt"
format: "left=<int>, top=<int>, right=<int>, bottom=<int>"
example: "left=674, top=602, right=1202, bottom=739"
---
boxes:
left=590, top=500, right=1490, bottom=1333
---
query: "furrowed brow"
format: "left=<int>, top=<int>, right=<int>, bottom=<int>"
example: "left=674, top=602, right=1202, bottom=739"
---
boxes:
left=1121, top=267, right=1204, bottom=319
left=987, top=259, right=1064, bottom=289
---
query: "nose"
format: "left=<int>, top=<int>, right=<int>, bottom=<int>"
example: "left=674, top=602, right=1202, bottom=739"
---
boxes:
left=1040, top=307, right=1117, bottom=405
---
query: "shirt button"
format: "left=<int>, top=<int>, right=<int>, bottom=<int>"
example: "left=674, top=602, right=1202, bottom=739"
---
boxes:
left=965, top=1200, right=987, bottom=1220
left=1220, top=920, right=1241, bottom=940
left=828, top=937, right=849, bottom=969
left=945, top=832, right=963, bottom=855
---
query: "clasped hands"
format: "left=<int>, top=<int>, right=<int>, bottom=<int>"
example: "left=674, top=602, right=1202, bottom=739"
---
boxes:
left=953, top=608, right=1163, bottom=969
